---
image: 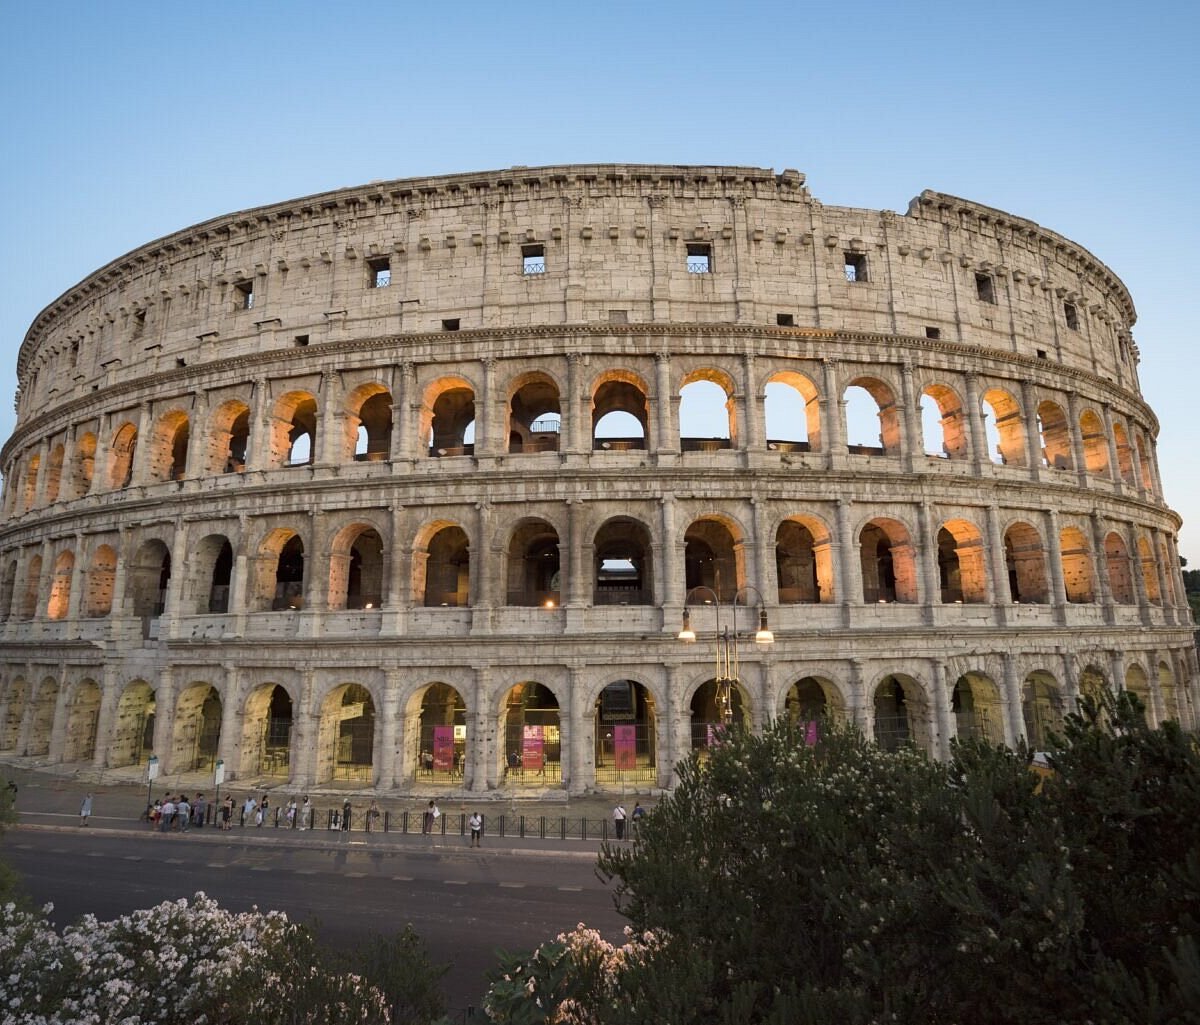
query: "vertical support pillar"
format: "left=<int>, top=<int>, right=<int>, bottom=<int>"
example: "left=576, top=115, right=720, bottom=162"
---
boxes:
left=47, top=667, right=72, bottom=764
left=1002, top=653, right=1026, bottom=746
left=91, top=663, right=123, bottom=769
left=1020, top=379, right=1042, bottom=481
left=289, top=667, right=318, bottom=788
left=899, top=361, right=921, bottom=471
left=377, top=673, right=402, bottom=790
left=821, top=358, right=845, bottom=470
left=469, top=665, right=492, bottom=793
left=1044, top=508, right=1068, bottom=618
left=1065, top=391, right=1088, bottom=483
left=917, top=501, right=939, bottom=617
left=836, top=498, right=860, bottom=626
left=930, top=661, right=952, bottom=760
left=1090, top=512, right=1115, bottom=624
left=66, top=532, right=86, bottom=623
left=741, top=353, right=762, bottom=452
left=566, top=662, right=587, bottom=795
left=216, top=665, right=242, bottom=780
left=152, top=666, right=177, bottom=773
left=184, top=391, right=209, bottom=480
left=566, top=353, right=585, bottom=456
left=660, top=495, right=681, bottom=607
left=129, top=403, right=153, bottom=486
left=654, top=352, right=675, bottom=455
left=965, top=372, right=989, bottom=474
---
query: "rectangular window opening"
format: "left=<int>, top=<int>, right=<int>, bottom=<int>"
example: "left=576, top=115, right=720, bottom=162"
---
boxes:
left=925, top=326, right=941, bottom=340
left=975, top=272, right=996, bottom=304
left=686, top=242, right=711, bottom=274
left=1036, top=349, right=1048, bottom=359
left=522, top=244, right=546, bottom=275
left=442, top=318, right=460, bottom=332
left=844, top=253, right=868, bottom=283
left=235, top=280, right=255, bottom=310
left=1064, top=301, right=1079, bottom=331
left=294, top=334, right=309, bottom=347
left=608, top=309, right=629, bottom=324
left=776, top=313, right=795, bottom=327
left=367, top=256, right=391, bottom=288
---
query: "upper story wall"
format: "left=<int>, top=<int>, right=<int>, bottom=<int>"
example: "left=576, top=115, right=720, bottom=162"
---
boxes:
left=13, top=165, right=1140, bottom=423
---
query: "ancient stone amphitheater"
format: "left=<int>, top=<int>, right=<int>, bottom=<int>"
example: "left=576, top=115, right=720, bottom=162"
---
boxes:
left=0, top=164, right=1192, bottom=795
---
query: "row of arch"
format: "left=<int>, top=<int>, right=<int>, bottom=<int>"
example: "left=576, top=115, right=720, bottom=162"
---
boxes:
left=0, top=508, right=1183, bottom=623
left=1, top=658, right=1188, bottom=790
left=4, top=360, right=1160, bottom=516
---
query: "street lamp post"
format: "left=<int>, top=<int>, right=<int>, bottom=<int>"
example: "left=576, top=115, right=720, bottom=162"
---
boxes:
left=679, top=584, right=774, bottom=729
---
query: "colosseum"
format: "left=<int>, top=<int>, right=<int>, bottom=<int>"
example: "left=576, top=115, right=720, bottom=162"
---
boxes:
left=0, top=163, right=1193, bottom=796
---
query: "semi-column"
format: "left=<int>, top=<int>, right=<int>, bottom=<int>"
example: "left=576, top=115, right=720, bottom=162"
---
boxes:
left=377, top=671, right=403, bottom=789
left=899, top=361, right=921, bottom=470
left=1089, top=512, right=1115, bottom=623
left=741, top=354, right=763, bottom=452
left=930, top=661, right=952, bottom=759
left=836, top=498, right=861, bottom=625
left=965, top=372, right=989, bottom=473
left=1065, top=391, right=1088, bottom=483
left=566, top=353, right=585, bottom=455
left=821, top=358, right=845, bottom=469
left=1019, top=379, right=1042, bottom=479
left=654, top=352, right=676, bottom=455
left=151, top=666, right=177, bottom=772
left=183, top=391, right=209, bottom=479
left=1044, top=508, right=1068, bottom=618
left=565, top=663, right=587, bottom=795
left=1002, top=653, right=1026, bottom=745
left=469, top=665, right=492, bottom=793
left=215, top=665, right=243, bottom=781
left=317, top=369, right=343, bottom=465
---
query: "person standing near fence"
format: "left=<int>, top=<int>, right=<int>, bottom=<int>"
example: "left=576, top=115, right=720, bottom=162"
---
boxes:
left=469, top=811, right=483, bottom=848
left=79, top=793, right=93, bottom=827
left=300, top=795, right=312, bottom=830
left=612, top=803, right=627, bottom=841
left=341, top=798, right=352, bottom=836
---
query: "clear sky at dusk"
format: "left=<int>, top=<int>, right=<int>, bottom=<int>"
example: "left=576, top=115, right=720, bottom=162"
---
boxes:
left=2, top=2, right=1198, bottom=555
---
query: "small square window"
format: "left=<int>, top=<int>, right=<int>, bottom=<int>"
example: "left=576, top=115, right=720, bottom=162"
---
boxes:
left=367, top=256, right=391, bottom=288
left=1036, top=349, right=1048, bottom=359
left=609, top=309, right=629, bottom=324
left=294, top=334, right=309, bottom=347
left=442, top=318, right=460, bottom=332
left=234, top=280, right=255, bottom=310
left=975, top=273, right=996, bottom=304
left=1064, top=301, right=1079, bottom=331
left=522, top=244, right=545, bottom=275
left=686, top=243, right=711, bottom=274
left=925, top=326, right=941, bottom=340
left=776, top=313, right=795, bottom=327
left=844, top=253, right=868, bottom=283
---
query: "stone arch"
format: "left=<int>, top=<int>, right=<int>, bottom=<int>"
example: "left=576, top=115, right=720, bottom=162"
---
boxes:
left=1137, top=534, right=1161, bottom=604
left=679, top=368, right=736, bottom=451
left=1157, top=659, right=1179, bottom=723
left=107, top=421, right=138, bottom=489
left=843, top=375, right=900, bottom=455
left=508, top=371, right=562, bottom=454
left=506, top=518, right=561, bottom=607
left=593, top=517, right=654, bottom=606
left=776, top=515, right=835, bottom=604
left=859, top=517, right=918, bottom=604
left=21, top=453, right=39, bottom=511
left=109, top=679, right=156, bottom=768
left=1060, top=525, right=1095, bottom=603
left=1079, top=663, right=1110, bottom=705
left=183, top=533, right=234, bottom=614
left=951, top=672, right=1004, bottom=744
left=872, top=673, right=934, bottom=754
left=937, top=519, right=987, bottom=604
left=981, top=387, right=1025, bottom=466
left=269, top=390, right=318, bottom=467
left=1079, top=408, right=1110, bottom=476
left=414, top=521, right=470, bottom=607
left=253, top=528, right=305, bottom=611
left=1022, top=671, right=1063, bottom=750
left=206, top=399, right=251, bottom=475
left=315, top=682, right=377, bottom=784
left=422, top=376, right=476, bottom=457
left=783, top=675, right=847, bottom=742
left=921, top=382, right=968, bottom=459
left=764, top=370, right=820, bottom=452
left=1113, top=422, right=1135, bottom=484
left=63, top=678, right=102, bottom=763
left=47, top=549, right=74, bottom=619
left=1004, top=521, right=1049, bottom=603
left=0, top=558, right=16, bottom=621
left=328, top=522, right=385, bottom=611
left=592, top=370, right=649, bottom=451
left=689, top=673, right=752, bottom=752
left=44, top=444, right=65, bottom=504
left=345, top=382, right=393, bottom=462
left=1135, top=432, right=1153, bottom=491
left=684, top=515, right=744, bottom=600
left=1037, top=399, right=1071, bottom=469
left=19, top=553, right=41, bottom=621
left=146, top=408, right=190, bottom=483
left=85, top=544, right=118, bottom=617
left=26, top=676, right=59, bottom=757
left=170, top=683, right=222, bottom=772
left=70, top=431, right=96, bottom=497
left=241, top=682, right=294, bottom=778
left=1, top=677, right=28, bottom=750
left=593, top=678, right=658, bottom=787
left=127, top=539, right=171, bottom=620
left=1124, top=663, right=1153, bottom=723
left=1104, top=531, right=1134, bottom=603
left=500, top=680, right=562, bottom=787
left=407, top=681, right=469, bottom=786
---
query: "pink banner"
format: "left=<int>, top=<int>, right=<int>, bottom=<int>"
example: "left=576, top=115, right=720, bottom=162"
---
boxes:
left=522, top=724, right=545, bottom=770
left=614, top=724, right=637, bottom=769
left=803, top=720, right=819, bottom=747
left=433, top=725, right=455, bottom=771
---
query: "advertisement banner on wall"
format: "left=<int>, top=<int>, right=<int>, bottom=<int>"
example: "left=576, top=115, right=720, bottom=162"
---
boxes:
left=522, top=724, right=545, bottom=771
left=433, top=725, right=455, bottom=771
left=614, top=724, right=637, bottom=769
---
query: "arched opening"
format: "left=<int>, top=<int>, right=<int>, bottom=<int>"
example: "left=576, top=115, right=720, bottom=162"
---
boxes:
left=1079, top=409, right=1110, bottom=476
left=242, top=683, right=293, bottom=778
left=506, top=520, right=561, bottom=607
left=592, top=375, right=649, bottom=451
left=266, top=391, right=318, bottom=467
left=110, top=681, right=155, bottom=768
left=1157, top=660, right=1179, bottom=723
left=951, top=673, right=1004, bottom=743
left=1137, top=535, right=1161, bottom=604
left=329, top=525, right=384, bottom=610
left=859, top=519, right=918, bottom=604
left=594, top=680, right=657, bottom=787
left=426, top=382, right=476, bottom=457
left=1113, top=423, right=1135, bottom=485
left=508, top=373, right=562, bottom=453
left=784, top=677, right=844, bottom=744
left=414, top=683, right=468, bottom=784
left=1124, top=664, right=1153, bottom=724
left=921, top=383, right=968, bottom=459
left=843, top=377, right=900, bottom=456
left=981, top=388, right=1025, bottom=466
left=764, top=371, right=819, bottom=452
left=1060, top=526, right=1095, bottom=603
left=170, top=684, right=222, bottom=772
left=147, top=410, right=190, bottom=483
left=1004, top=522, right=1049, bottom=603
left=184, top=534, right=233, bottom=614
left=21, top=454, right=39, bottom=511
left=418, top=523, right=470, bottom=607
left=26, top=678, right=59, bottom=757
left=44, top=445, right=64, bottom=504
left=85, top=545, right=117, bottom=617
left=63, top=679, right=101, bottom=763
left=776, top=517, right=834, bottom=604
left=593, top=518, right=653, bottom=605
left=18, top=554, right=41, bottom=621
left=317, top=683, right=376, bottom=783
left=128, top=540, right=171, bottom=620
left=208, top=400, right=250, bottom=474
left=873, top=675, right=932, bottom=753
left=690, top=678, right=750, bottom=751
left=1037, top=400, right=1071, bottom=469
left=1022, top=672, right=1063, bottom=750
left=1105, top=531, right=1134, bottom=603
left=1135, top=433, right=1153, bottom=492
left=938, top=520, right=987, bottom=604
left=0, top=560, right=16, bottom=621
left=47, top=550, right=74, bottom=619
left=679, top=373, right=734, bottom=452
left=255, top=531, right=305, bottom=611
left=351, top=388, right=393, bottom=462
left=1, top=678, right=28, bottom=750
left=684, top=518, right=740, bottom=601
left=70, top=432, right=96, bottom=497
left=502, top=681, right=561, bottom=787
left=108, top=422, right=138, bottom=489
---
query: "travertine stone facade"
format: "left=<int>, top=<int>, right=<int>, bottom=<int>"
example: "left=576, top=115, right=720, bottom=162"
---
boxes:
left=0, top=164, right=1193, bottom=794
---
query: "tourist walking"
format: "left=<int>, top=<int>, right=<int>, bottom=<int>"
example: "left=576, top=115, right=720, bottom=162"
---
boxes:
left=79, top=793, right=93, bottom=827
left=241, top=795, right=256, bottom=827
left=612, top=802, right=627, bottom=841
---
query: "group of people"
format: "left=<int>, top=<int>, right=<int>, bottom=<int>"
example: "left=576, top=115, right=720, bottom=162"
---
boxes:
left=143, top=792, right=211, bottom=832
left=142, top=793, right=317, bottom=832
left=611, top=801, right=646, bottom=840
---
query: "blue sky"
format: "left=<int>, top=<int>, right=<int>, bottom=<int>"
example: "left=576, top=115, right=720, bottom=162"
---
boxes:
left=2, top=1, right=1198, bottom=557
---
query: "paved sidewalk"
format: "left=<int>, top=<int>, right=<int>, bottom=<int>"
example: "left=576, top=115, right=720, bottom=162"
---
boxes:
left=0, top=759, right=657, bottom=859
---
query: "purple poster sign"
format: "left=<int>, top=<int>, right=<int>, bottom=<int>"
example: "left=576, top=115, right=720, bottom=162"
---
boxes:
left=804, top=720, right=820, bottom=747
left=433, top=725, right=455, bottom=771
left=522, top=724, right=545, bottom=771
left=614, top=724, right=637, bottom=769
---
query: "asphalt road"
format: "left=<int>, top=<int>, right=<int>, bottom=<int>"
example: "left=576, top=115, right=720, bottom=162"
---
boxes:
left=3, top=827, right=627, bottom=1017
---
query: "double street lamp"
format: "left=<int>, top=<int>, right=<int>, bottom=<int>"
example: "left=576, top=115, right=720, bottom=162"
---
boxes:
left=678, top=584, right=774, bottom=727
